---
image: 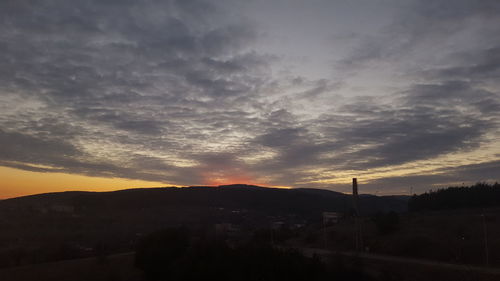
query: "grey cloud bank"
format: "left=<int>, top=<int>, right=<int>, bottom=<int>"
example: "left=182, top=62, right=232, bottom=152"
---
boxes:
left=0, top=0, right=499, bottom=194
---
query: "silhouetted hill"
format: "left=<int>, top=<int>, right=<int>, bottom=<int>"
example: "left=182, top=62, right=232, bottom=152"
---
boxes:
left=0, top=185, right=407, bottom=268
left=0, top=185, right=407, bottom=217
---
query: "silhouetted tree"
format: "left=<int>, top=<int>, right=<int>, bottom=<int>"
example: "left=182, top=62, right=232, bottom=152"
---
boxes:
left=372, top=211, right=400, bottom=235
left=135, top=227, right=190, bottom=280
left=408, top=182, right=500, bottom=211
left=135, top=228, right=379, bottom=281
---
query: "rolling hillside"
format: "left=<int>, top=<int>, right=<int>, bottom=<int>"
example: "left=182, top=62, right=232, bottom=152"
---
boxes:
left=0, top=185, right=407, bottom=268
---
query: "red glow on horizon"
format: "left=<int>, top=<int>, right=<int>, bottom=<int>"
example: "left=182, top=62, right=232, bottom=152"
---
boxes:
left=200, top=168, right=264, bottom=187
left=203, top=175, right=261, bottom=187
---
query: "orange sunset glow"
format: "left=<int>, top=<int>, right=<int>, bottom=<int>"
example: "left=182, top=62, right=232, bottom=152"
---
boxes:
left=0, top=166, right=168, bottom=199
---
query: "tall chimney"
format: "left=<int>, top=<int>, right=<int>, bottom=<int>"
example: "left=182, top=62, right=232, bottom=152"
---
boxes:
left=352, top=178, right=363, bottom=251
left=352, top=178, right=359, bottom=216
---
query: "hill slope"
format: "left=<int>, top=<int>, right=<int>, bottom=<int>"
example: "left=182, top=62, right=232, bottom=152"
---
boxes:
left=0, top=184, right=407, bottom=217
left=0, top=185, right=407, bottom=268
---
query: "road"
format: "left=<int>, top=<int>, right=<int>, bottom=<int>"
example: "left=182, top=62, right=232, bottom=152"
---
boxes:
left=300, top=247, right=500, bottom=276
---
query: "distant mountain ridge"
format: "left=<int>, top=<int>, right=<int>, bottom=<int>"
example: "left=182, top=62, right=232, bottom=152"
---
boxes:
left=0, top=184, right=407, bottom=216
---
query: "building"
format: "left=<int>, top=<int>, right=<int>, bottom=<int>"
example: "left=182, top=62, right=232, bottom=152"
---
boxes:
left=322, top=212, right=340, bottom=225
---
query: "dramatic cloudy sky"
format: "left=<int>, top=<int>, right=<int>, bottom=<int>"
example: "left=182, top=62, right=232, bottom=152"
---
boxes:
left=1, top=0, right=499, bottom=197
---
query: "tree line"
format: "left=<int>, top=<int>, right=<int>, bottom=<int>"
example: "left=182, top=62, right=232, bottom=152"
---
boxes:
left=408, top=182, right=500, bottom=211
left=135, top=227, right=379, bottom=281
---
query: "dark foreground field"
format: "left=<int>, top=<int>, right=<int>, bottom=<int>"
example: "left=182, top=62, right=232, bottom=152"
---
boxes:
left=2, top=248, right=500, bottom=281
left=1, top=184, right=499, bottom=280
left=0, top=252, right=139, bottom=281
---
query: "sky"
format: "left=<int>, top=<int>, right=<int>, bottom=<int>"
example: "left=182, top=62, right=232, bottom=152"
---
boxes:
left=0, top=0, right=499, bottom=198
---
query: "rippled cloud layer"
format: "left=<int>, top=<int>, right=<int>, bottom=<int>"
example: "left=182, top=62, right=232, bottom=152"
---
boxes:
left=1, top=0, right=499, bottom=194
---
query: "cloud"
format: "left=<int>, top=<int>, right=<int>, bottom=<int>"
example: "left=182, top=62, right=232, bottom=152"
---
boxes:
left=421, top=47, right=500, bottom=82
left=0, top=129, right=81, bottom=166
left=338, top=0, right=500, bottom=69
left=361, top=160, right=500, bottom=194
left=0, top=0, right=269, bottom=182
left=0, top=0, right=498, bottom=193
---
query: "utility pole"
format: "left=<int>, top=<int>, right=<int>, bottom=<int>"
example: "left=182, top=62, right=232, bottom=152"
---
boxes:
left=481, top=212, right=489, bottom=266
left=323, top=216, right=327, bottom=249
